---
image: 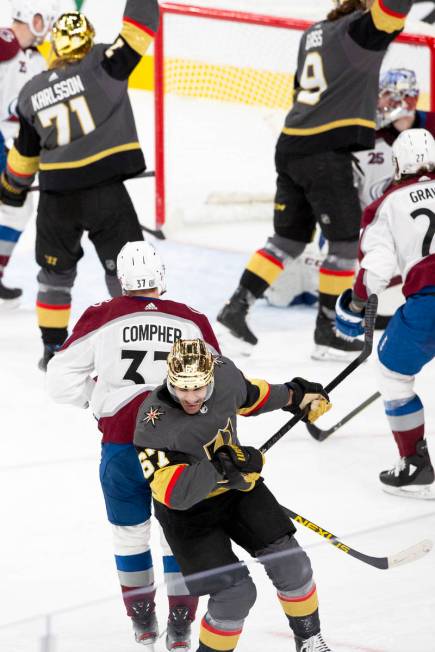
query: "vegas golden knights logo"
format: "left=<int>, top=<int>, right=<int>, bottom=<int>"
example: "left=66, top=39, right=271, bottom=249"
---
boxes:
left=203, top=418, right=235, bottom=460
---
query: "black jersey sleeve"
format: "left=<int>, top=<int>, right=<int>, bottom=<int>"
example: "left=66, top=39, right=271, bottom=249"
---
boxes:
left=2, top=113, right=40, bottom=192
left=349, top=0, right=412, bottom=51
left=101, top=0, right=159, bottom=81
left=137, top=446, right=222, bottom=510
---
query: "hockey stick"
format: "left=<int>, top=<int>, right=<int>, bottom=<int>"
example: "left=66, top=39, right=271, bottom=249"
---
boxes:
left=259, top=293, right=378, bottom=454
left=285, top=507, right=432, bottom=569
left=306, top=391, right=381, bottom=442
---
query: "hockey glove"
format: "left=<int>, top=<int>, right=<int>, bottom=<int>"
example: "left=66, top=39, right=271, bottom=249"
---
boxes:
left=211, top=444, right=264, bottom=490
left=284, top=377, right=331, bottom=423
left=0, top=173, right=27, bottom=208
left=335, top=289, right=365, bottom=339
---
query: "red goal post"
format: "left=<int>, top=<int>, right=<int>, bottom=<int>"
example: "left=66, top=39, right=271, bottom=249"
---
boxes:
left=154, top=2, right=435, bottom=229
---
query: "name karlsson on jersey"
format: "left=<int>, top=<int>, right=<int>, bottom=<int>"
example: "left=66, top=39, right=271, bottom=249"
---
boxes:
left=30, top=75, right=85, bottom=111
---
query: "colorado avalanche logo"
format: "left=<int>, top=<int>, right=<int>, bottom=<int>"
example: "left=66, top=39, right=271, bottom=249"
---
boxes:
left=370, top=177, right=392, bottom=202
left=8, top=98, right=18, bottom=120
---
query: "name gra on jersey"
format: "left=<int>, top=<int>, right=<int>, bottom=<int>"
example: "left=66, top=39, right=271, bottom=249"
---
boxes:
left=410, top=184, right=435, bottom=203
left=122, top=324, right=182, bottom=344
left=31, top=75, right=85, bottom=112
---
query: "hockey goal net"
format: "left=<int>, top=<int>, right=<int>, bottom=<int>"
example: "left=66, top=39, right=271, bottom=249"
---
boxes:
left=154, top=2, right=435, bottom=230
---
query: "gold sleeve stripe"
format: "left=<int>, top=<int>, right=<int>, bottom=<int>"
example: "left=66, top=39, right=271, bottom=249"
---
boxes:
left=151, top=465, right=188, bottom=506
left=8, top=146, right=40, bottom=177
left=278, top=585, right=319, bottom=618
left=319, top=267, right=354, bottom=296
left=37, top=302, right=71, bottom=329
left=371, top=0, right=406, bottom=33
left=238, top=379, right=270, bottom=416
left=200, top=617, right=242, bottom=651
left=121, top=19, right=154, bottom=56
left=246, top=250, right=284, bottom=286
left=282, top=117, right=375, bottom=136
left=39, top=142, right=141, bottom=171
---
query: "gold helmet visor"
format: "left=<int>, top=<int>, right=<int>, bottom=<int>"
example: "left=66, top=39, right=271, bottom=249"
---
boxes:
left=167, top=339, right=215, bottom=390
left=51, top=12, right=95, bottom=61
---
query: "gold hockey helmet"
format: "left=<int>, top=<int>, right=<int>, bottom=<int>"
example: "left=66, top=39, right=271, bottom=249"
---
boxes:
left=167, top=339, right=215, bottom=390
left=51, top=12, right=95, bottom=61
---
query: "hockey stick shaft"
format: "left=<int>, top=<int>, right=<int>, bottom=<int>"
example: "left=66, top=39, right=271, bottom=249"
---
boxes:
left=285, top=507, right=432, bottom=569
left=259, top=293, right=378, bottom=454
left=306, top=391, right=381, bottom=441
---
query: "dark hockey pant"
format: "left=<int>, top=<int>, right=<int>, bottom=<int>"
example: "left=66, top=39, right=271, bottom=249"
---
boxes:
left=35, top=181, right=143, bottom=346
left=154, top=481, right=321, bottom=651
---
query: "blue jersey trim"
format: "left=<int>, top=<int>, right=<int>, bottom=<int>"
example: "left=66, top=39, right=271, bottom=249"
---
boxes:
left=115, top=550, right=153, bottom=572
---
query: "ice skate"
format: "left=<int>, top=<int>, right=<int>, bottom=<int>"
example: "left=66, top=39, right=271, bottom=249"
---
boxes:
left=131, top=601, right=159, bottom=647
left=38, top=344, right=62, bottom=372
left=166, top=606, right=192, bottom=650
left=380, top=440, right=435, bottom=499
left=311, top=312, right=363, bottom=362
left=295, top=632, right=333, bottom=652
left=217, top=286, right=258, bottom=346
left=0, top=279, right=22, bottom=309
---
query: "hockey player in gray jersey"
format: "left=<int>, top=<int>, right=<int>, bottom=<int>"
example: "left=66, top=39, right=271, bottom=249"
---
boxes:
left=0, top=1, right=159, bottom=369
left=134, top=339, right=333, bottom=652
left=218, top=0, right=414, bottom=362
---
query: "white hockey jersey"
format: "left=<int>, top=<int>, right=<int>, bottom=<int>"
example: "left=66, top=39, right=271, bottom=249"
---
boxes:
left=46, top=295, right=221, bottom=443
left=353, top=136, right=395, bottom=211
left=0, top=28, right=46, bottom=143
left=354, top=172, right=435, bottom=301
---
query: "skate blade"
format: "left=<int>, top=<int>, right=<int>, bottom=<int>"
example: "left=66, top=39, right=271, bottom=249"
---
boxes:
left=310, top=344, right=361, bottom=362
left=0, top=297, right=20, bottom=311
left=214, top=323, right=255, bottom=357
left=382, top=483, right=435, bottom=500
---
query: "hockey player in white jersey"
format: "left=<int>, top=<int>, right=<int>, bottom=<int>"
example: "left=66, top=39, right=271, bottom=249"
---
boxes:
left=0, top=0, right=59, bottom=304
left=336, top=129, right=435, bottom=499
left=46, top=241, right=222, bottom=649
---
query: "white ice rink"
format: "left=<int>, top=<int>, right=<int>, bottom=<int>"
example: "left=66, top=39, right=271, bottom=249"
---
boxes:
left=1, top=1, right=435, bottom=650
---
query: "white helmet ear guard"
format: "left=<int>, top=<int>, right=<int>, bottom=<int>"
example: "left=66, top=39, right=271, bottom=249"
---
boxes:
left=10, top=0, right=60, bottom=41
left=392, top=128, right=435, bottom=180
left=116, top=240, right=166, bottom=294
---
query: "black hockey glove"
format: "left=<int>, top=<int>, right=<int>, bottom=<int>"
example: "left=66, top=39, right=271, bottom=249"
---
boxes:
left=284, top=377, right=331, bottom=423
left=0, top=173, right=27, bottom=208
left=211, top=444, right=264, bottom=490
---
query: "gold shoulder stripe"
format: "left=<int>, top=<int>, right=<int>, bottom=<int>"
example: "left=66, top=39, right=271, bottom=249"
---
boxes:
left=39, top=142, right=141, bottom=170
left=8, top=146, right=40, bottom=176
left=371, top=0, right=406, bottom=33
left=121, top=21, right=154, bottom=56
left=282, top=117, right=375, bottom=136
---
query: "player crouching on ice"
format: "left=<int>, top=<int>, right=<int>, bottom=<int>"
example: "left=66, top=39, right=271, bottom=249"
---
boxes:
left=336, top=128, right=435, bottom=499
left=134, top=339, right=333, bottom=652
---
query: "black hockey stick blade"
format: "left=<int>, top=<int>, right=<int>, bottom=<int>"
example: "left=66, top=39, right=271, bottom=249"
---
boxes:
left=141, top=224, right=166, bottom=240
left=259, top=294, right=379, bottom=454
left=306, top=391, right=381, bottom=442
left=287, top=508, right=433, bottom=569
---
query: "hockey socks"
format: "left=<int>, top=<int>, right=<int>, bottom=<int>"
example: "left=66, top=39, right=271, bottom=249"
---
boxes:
left=384, top=395, right=425, bottom=457
left=278, top=583, right=321, bottom=640
left=198, top=614, right=243, bottom=651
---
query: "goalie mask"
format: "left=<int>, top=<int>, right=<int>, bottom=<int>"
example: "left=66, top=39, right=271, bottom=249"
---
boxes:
left=51, top=11, right=95, bottom=62
left=392, top=128, right=435, bottom=180
left=377, top=69, right=419, bottom=129
left=167, top=339, right=215, bottom=392
left=117, top=240, right=166, bottom=294
left=11, top=0, right=59, bottom=43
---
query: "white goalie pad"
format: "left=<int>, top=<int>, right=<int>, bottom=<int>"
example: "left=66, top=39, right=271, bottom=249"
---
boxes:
left=264, top=236, right=326, bottom=308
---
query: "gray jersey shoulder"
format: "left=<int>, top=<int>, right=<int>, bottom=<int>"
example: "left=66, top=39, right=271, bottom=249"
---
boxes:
left=134, top=357, right=247, bottom=459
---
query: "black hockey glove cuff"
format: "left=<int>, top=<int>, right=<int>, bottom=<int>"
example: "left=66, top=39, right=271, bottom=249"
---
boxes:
left=211, top=444, right=264, bottom=490
left=0, top=173, right=27, bottom=208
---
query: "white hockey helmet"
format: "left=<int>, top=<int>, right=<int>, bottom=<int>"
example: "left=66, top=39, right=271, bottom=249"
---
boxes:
left=392, top=128, right=435, bottom=180
left=117, top=240, right=166, bottom=294
left=10, top=0, right=59, bottom=41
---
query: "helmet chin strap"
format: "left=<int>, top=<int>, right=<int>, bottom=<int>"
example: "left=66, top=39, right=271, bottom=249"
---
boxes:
left=166, top=379, right=215, bottom=403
